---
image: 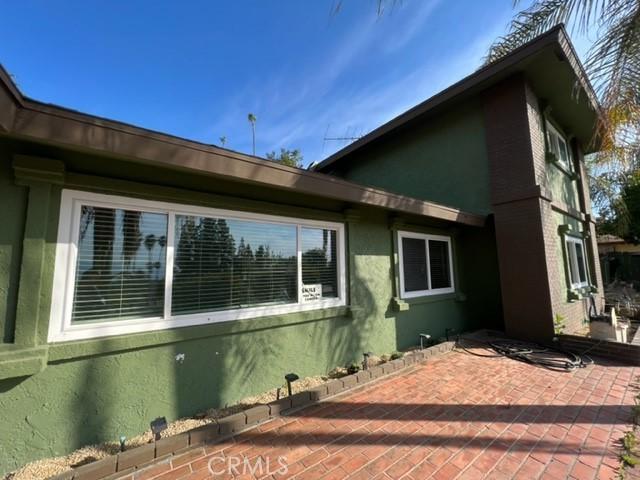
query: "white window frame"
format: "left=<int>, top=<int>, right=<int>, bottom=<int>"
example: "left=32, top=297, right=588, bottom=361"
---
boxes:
left=397, top=231, right=455, bottom=299
left=48, top=189, right=347, bottom=342
left=546, top=120, right=573, bottom=172
left=565, top=235, right=589, bottom=289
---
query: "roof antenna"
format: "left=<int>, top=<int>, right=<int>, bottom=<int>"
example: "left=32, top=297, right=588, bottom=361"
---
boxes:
left=322, top=124, right=362, bottom=150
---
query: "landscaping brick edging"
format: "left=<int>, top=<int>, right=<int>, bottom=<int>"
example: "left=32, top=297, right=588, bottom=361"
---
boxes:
left=48, top=341, right=456, bottom=480
left=555, top=334, right=640, bottom=366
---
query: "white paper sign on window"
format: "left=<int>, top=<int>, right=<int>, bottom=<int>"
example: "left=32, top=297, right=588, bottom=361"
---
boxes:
left=301, top=284, right=322, bottom=302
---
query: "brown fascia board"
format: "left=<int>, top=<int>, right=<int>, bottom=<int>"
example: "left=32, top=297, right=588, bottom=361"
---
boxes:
left=0, top=65, right=484, bottom=227
left=314, top=25, right=601, bottom=172
left=0, top=65, right=23, bottom=132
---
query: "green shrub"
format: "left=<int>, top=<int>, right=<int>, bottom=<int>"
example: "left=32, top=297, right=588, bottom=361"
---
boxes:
left=346, top=362, right=361, bottom=374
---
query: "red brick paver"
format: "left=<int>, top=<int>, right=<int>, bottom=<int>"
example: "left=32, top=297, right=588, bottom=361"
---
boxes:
left=128, top=348, right=638, bottom=480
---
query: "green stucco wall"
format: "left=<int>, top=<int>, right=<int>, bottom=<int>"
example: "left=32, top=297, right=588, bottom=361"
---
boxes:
left=332, top=101, right=491, bottom=216
left=0, top=139, right=501, bottom=473
left=0, top=144, right=27, bottom=343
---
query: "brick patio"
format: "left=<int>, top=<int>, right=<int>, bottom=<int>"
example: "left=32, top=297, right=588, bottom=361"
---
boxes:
left=122, top=347, right=638, bottom=480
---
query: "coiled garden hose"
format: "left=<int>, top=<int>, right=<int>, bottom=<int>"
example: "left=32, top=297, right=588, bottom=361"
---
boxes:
left=455, top=337, right=593, bottom=372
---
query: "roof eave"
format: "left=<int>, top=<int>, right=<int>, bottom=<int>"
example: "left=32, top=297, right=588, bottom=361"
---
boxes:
left=0, top=70, right=485, bottom=227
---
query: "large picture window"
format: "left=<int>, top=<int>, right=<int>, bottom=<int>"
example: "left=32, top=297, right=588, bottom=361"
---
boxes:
left=397, top=231, right=454, bottom=299
left=72, top=206, right=168, bottom=323
left=565, top=236, right=589, bottom=289
left=48, top=190, right=346, bottom=342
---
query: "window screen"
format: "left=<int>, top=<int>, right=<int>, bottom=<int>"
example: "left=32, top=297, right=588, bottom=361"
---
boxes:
left=399, top=232, right=454, bottom=297
left=566, top=237, right=589, bottom=288
left=71, top=206, right=168, bottom=323
left=428, top=240, right=451, bottom=289
left=547, top=122, right=572, bottom=171
left=172, top=215, right=297, bottom=315
left=301, top=227, right=338, bottom=299
left=402, top=237, right=429, bottom=292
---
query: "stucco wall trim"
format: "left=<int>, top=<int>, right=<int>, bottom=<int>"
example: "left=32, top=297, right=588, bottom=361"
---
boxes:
left=551, top=200, right=587, bottom=222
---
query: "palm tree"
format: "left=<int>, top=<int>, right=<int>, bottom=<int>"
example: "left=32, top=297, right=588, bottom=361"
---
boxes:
left=486, top=0, right=640, bottom=231
left=247, top=113, right=257, bottom=155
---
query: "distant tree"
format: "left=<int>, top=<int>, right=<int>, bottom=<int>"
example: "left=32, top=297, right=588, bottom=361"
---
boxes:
left=219, top=136, right=227, bottom=147
left=266, top=148, right=303, bottom=168
left=247, top=113, right=257, bottom=155
left=620, top=171, right=640, bottom=244
left=592, top=167, right=640, bottom=243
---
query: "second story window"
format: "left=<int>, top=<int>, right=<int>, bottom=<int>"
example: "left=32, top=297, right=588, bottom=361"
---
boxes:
left=546, top=120, right=573, bottom=172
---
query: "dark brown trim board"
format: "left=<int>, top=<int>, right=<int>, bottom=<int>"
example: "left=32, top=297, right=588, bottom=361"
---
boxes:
left=0, top=65, right=484, bottom=228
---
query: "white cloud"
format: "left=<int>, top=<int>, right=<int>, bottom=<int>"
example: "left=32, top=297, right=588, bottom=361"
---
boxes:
left=200, top=5, right=511, bottom=166
left=380, top=0, right=442, bottom=54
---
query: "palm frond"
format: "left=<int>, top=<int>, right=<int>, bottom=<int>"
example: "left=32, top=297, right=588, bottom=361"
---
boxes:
left=485, top=0, right=607, bottom=64
left=585, top=0, right=640, bottom=154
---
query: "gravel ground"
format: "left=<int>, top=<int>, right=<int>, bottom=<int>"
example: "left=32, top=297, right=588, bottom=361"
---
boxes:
left=3, top=374, right=344, bottom=480
left=4, top=352, right=400, bottom=480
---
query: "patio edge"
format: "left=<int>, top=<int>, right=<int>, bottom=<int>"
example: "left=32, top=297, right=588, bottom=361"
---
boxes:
left=47, top=341, right=456, bottom=480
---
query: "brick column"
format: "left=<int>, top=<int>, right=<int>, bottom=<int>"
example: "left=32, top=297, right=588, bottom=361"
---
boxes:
left=483, top=75, right=555, bottom=340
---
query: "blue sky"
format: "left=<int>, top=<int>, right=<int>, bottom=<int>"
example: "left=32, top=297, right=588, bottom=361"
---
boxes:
left=2, top=1, right=593, bottom=167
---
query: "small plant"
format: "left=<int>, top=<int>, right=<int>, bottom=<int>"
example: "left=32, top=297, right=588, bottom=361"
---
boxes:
left=621, top=453, right=639, bottom=467
left=346, top=362, right=361, bottom=375
left=617, top=378, right=640, bottom=477
left=623, top=431, right=637, bottom=451
left=553, top=314, right=566, bottom=335
left=619, top=430, right=640, bottom=471
left=380, top=354, right=390, bottom=363
left=390, top=351, right=404, bottom=360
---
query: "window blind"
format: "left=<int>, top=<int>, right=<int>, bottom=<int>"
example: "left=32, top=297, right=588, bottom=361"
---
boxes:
left=301, top=227, right=338, bottom=298
left=59, top=191, right=344, bottom=337
left=575, top=242, right=587, bottom=283
left=428, top=239, right=451, bottom=289
left=402, top=237, right=428, bottom=292
left=171, top=215, right=298, bottom=315
left=71, top=206, right=168, bottom=323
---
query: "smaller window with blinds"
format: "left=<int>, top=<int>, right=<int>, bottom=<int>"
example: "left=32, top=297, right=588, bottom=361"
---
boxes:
left=397, top=231, right=454, bottom=298
left=565, top=236, right=589, bottom=289
left=48, top=190, right=346, bottom=342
